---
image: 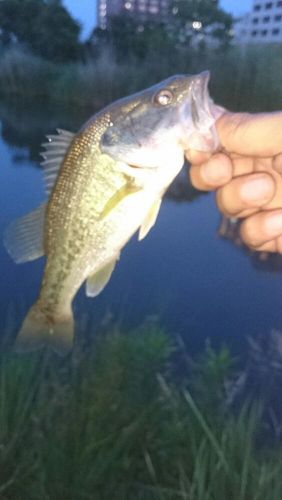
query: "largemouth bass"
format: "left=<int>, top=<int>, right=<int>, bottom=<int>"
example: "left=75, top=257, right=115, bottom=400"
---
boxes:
left=4, top=71, right=223, bottom=353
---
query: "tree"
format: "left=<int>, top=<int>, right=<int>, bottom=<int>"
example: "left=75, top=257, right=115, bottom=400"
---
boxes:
left=0, top=0, right=81, bottom=62
left=170, top=0, right=233, bottom=48
left=92, top=13, right=174, bottom=62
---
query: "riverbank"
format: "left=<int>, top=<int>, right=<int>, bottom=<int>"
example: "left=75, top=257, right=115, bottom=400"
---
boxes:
left=0, top=44, right=282, bottom=112
left=0, top=325, right=281, bottom=499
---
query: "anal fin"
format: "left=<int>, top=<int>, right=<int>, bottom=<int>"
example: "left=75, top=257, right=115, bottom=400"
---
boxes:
left=86, top=256, right=119, bottom=297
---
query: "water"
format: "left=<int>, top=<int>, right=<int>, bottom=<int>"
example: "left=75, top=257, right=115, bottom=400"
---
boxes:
left=1, top=102, right=282, bottom=355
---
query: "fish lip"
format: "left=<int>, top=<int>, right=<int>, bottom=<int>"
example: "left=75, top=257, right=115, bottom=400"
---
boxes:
left=200, top=70, right=211, bottom=114
left=191, top=70, right=212, bottom=124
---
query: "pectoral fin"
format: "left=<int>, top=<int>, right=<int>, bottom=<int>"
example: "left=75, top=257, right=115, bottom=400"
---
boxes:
left=138, top=198, right=162, bottom=241
left=99, top=184, right=141, bottom=219
left=86, top=256, right=119, bottom=297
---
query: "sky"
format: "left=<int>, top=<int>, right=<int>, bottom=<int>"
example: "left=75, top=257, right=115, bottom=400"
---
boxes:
left=63, top=0, right=253, bottom=40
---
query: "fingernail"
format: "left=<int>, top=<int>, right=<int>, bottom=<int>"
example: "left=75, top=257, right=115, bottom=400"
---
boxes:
left=240, top=174, right=274, bottom=205
left=201, top=161, right=229, bottom=185
left=265, top=210, right=282, bottom=236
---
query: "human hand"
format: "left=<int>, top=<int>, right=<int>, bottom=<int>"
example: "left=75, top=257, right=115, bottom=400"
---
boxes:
left=186, top=112, right=282, bottom=253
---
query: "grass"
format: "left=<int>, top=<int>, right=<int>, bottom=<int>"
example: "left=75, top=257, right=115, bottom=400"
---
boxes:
left=0, top=44, right=282, bottom=112
left=0, top=325, right=281, bottom=499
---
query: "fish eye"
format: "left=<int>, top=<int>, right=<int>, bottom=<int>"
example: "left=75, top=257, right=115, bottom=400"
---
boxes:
left=153, top=89, right=174, bottom=106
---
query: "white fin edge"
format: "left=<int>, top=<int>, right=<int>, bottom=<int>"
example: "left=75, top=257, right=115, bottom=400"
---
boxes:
left=138, top=198, right=162, bottom=241
left=86, top=256, right=120, bottom=298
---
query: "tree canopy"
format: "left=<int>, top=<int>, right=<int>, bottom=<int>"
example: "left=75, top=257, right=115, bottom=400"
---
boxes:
left=0, top=0, right=81, bottom=62
left=108, top=14, right=174, bottom=60
left=92, top=1, right=234, bottom=61
left=170, top=0, right=233, bottom=47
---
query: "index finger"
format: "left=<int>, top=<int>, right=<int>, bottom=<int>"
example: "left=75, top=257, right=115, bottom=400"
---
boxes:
left=217, top=112, right=282, bottom=157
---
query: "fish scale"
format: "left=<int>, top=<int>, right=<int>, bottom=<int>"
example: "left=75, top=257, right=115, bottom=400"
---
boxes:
left=40, top=112, right=130, bottom=315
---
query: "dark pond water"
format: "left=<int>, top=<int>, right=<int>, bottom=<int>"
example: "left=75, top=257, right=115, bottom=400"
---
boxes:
left=1, top=102, right=282, bottom=355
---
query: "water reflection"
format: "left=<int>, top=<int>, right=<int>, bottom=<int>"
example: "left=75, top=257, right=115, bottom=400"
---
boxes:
left=1, top=101, right=282, bottom=358
left=0, top=100, right=93, bottom=164
left=218, top=216, right=282, bottom=273
left=2, top=101, right=282, bottom=275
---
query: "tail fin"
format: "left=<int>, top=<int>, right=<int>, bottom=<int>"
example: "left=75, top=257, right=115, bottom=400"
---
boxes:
left=15, top=302, right=74, bottom=356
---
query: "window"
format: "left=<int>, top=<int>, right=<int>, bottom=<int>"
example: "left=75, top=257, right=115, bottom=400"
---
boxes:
left=261, top=29, right=268, bottom=35
left=265, top=2, right=272, bottom=9
left=254, top=4, right=261, bottom=10
left=272, top=28, right=280, bottom=34
left=252, top=17, right=259, bottom=23
left=252, top=30, right=258, bottom=36
left=263, top=15, right=270, bottom=22
left=149, top=5, right=159, bottom=13
left=275, top=14, right=282, bottom=20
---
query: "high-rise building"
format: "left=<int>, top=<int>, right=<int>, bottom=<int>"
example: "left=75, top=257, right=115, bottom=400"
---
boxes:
left=97, top=0, right=170, bottom=29
left=234, top=0, right=282, bottom=44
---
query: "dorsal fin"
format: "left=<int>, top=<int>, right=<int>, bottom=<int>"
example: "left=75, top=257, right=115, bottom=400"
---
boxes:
left=40, top=128, right=75, bottom=196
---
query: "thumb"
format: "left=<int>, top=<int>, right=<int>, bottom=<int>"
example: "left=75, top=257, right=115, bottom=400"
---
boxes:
left=216, top=111, right=282, bottom=157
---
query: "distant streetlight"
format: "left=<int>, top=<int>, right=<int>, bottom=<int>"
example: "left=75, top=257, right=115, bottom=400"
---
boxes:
left=192, top=21, right=202, bottom=30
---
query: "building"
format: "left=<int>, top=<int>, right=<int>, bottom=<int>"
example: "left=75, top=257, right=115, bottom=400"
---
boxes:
left=97, top=0, right=170, bottom=29
left=234, top=0, right=282, bottom=44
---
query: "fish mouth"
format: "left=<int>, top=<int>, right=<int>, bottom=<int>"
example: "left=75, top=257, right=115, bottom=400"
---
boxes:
left=190, top=71, right=225, bottom=124
left=180, top=70, right=225, bottom=152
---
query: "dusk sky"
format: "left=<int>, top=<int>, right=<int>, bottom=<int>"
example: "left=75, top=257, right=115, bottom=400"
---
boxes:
left=63, top=0, right=253, bottom=39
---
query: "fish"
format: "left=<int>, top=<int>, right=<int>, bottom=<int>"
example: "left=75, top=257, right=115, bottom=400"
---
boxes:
left=4, top=71, right=224, bottom=354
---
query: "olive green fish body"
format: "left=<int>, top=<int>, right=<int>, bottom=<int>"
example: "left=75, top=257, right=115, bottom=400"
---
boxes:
left=40, top=114, right=121, bottom=315
left=4, top=72, right=223, bottom=353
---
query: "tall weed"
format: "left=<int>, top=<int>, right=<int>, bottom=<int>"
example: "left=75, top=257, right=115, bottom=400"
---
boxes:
left=0, top=327, right=281, bottom=499
left=0, top=44, right=282, bottom=111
